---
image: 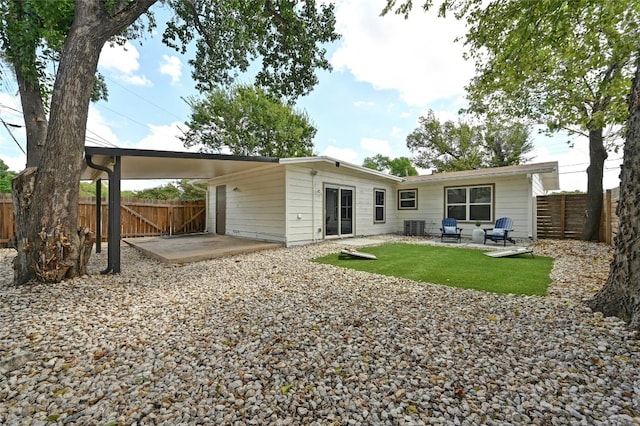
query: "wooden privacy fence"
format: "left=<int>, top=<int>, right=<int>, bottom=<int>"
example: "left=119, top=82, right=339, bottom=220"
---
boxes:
left=0, top=194, right=206, bottom=248
left=536, top=188, right=619, bottom=244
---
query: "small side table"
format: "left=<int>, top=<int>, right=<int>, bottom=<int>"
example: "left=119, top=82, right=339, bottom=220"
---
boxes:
left=472, top=227, right=484, bottom=243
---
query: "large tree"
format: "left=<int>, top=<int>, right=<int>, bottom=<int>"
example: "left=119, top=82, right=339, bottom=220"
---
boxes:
left=0, top=0, right=67, bottom=167
left=363, top=154, right=418, bottom=177
left=4, top=0, right=338, bottom=284
left=384, top=0, right=640, bottom=240
left=122, top=180, right=206, bottom=201
left=0, top=1, right=111, bottom=167
left=0, top=159, right=17, bottom=193
left=406, top=110, right=533, bottom=172
left=587, top=57, right=640, bottom=329
left=181, top=84, right=316, bottom=157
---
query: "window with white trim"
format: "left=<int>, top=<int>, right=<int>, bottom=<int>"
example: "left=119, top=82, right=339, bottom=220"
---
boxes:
left=398, top=189, right=417, bottom=210
left=374, top=189, right=385, bottom=223
left=445, top=185, right=493, bottom=221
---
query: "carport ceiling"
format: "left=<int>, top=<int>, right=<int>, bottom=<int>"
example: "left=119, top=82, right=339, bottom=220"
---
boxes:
left=81, top=146, right=280, bottom=181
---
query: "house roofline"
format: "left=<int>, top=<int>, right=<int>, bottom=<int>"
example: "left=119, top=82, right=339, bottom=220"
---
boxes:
left=403, top=161, right=559, bottom=187
left=84, top=146, right=280, bottom=164
left=279, top=156, right=405, bottom=182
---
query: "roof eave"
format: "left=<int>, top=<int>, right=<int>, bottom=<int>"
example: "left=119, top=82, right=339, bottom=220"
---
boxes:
left=279, top=156, right=405, bottom=182
left=403, top=162, right=559, bottom=187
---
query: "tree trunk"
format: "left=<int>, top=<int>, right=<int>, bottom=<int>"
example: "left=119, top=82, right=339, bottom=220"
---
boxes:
left=14, top=62, right=48, bottom=168
left=582, top=127, right=607, bottom=241
left=587, top=57, right=640, bottom=330
left=11, top=12, right=105, bottom=283
left=11, top=0, right=156, bottom=284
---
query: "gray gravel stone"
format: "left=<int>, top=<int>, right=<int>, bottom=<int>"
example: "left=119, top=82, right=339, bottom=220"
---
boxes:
left=1, top=236, right=639, bottom=425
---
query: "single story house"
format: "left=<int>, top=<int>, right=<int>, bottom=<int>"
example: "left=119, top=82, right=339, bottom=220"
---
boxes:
left=82, top=147, right=559, bottom=253
left=204, top=157, right=559, bottom=246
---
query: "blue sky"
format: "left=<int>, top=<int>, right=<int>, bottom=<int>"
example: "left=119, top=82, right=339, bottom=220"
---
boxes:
left=0, top=0, right=624, bottom=191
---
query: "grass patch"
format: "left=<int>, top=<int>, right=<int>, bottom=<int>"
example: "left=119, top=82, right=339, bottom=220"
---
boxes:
left=313, top=243, right=553, bottom=296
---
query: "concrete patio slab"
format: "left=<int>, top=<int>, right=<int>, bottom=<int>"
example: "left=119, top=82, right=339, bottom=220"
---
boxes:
left=123, top=234, right=283, bottom=264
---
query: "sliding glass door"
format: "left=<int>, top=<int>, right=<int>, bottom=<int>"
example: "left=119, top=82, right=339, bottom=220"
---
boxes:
left=325, top=185, right=354, bottom=237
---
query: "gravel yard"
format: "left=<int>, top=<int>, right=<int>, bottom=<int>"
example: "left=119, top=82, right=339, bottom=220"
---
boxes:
left=0, top=236, right=638, bottom=425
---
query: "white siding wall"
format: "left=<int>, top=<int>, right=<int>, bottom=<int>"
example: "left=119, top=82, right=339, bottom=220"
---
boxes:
left=204, top=162, right=543, bottom=246
left=207, top=166, right=287, bottom=242
left=393, top=185, right=443, bottom=237
left=493, top=176, right=533, bottom=239
left=396, top=175, right=534, bottom=240
left=531, top=173, right=545, bottom=196
left=284, top=164, right=398, bottom=246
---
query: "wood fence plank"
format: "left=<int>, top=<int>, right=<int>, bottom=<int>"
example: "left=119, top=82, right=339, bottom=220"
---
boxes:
left=121, top=204, right=165, bottom=233
left=535, top=191, right=619, bottom=243
left=175, top=208, right=205, bottom=233
left=0, top=195, right=205, bottom=248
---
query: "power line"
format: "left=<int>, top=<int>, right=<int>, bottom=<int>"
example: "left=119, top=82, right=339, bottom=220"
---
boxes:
left=85, top=128, right=119, bottom=148
left=0, top=103, right=22, bottom=114
left=554, top=157, right=623, bottom=171
left=0, top=116, right=25, bottom=154
left=97, top=103, right=152, bottom=130
left=560, top=167, right=621, bottom=175
left=103, top=75, right=185, bottom=122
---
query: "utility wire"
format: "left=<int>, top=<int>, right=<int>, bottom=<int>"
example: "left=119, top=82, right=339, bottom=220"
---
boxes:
left=0, top=116, right=26, bottom=154
left=103, top=75, right=185, bottom=121
left=85, top=128, right=119, bottom=148
left=97, top=102, right=152, bottom=130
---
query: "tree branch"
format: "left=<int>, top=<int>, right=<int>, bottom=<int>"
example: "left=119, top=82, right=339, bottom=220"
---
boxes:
left=76, top=0, right=157, bottom=41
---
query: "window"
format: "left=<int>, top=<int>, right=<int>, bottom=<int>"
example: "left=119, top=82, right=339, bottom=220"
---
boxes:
left=398, top=189, right=417, bottom=210
left=374, top=189, right=385, bottom=223
left=445, top=185, right=493, bottom=221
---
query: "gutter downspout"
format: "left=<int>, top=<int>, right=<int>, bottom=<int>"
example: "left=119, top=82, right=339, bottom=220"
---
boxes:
left=311, top=169, right=318, bottom=243
left=85, top=154, right=121, bottom=274
left=95, top=179, right=102, bottom=253
left=527, top=173, right=534, bottom=240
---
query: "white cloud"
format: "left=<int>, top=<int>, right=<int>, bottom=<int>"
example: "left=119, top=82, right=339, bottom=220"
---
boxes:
left=332, top=0, right=474, bottom=107
left=419, top=107, right=463, bottom=124
left=322, top=145, right=359, bottom=163
left=133, top=121, right=197, bottom=152
left=391, top=126, right=404, bottom=138
left=118, top=74, right=153, bottom=86
left=0, top=93, right=27, bottom=171
left=86, top=107, right=120, bottom=147
left=99, top=42, right=152, bottom=87
left=159, top=55, right=183, bottom=85
left=361, top=137, right=391, bottom=155
left=0, top=153, right=25, bottom=173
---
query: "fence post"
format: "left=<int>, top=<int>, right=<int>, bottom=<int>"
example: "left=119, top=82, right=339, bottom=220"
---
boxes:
left=560, top=195, right=566, bottom=239
left=1, top=196, right=206, bottom=248
left=169, top=205, right=174, bottom=236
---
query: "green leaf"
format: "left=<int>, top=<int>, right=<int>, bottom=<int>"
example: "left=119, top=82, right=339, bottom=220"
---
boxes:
left=281, top=384, right=293, bottom=395
left=46, top=413, right=61, bottom=421
left=406, top=109, right=533, bottom=171
left=181, top=85, right=316, bottom=157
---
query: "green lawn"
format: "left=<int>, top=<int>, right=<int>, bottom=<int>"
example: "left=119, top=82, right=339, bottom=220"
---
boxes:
left=313, top=243, right=554, bottom=296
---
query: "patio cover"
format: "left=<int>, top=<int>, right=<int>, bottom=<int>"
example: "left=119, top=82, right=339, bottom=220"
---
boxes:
left=81, top=146, right=279, bottom=181
left=81, top=146, right=279, bottom=274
